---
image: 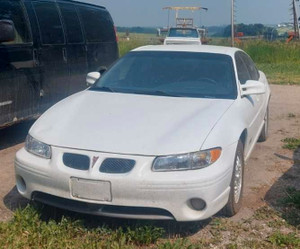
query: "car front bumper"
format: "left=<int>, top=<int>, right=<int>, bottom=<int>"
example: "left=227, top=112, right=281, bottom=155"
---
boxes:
left=15, top=143, right=237, bottom=221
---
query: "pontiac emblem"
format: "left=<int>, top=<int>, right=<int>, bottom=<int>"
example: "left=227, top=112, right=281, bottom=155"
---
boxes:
left=92, top=156, right=99, bottom=168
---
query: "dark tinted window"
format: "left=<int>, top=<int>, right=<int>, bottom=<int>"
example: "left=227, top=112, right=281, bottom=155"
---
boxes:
left=235, top=52, right=251, bottom=84
left=240, top=53, right=260, bottom=80
left=33, top=2, right=64, bottom=45
left=0, top=0, right=31, bottom=44
left=91, top=51, right=237, bottom=99
left=59, top=3, right=83, bottom=44
left=78, top=6, right=115, bottom=43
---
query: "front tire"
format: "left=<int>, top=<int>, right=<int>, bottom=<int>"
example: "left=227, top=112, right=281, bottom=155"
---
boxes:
left=222, top=140, right=244, bottom=217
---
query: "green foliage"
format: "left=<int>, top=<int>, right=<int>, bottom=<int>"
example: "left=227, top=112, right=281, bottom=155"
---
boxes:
left=118, top=34, right=300, bottom=85
left=118, top=32, right=161, bottom=57
left=240, top=41, right=300, bottom=64
left=157, top=238, right=203, bottom=249
left=223, top=23, right=278, bottom=38
left=117, top=26, right=157, bottom=34
left=0, top=205, right=164, bottom=249
left=282, top=137, right=300, bottom=150
left=268, top=231, right=300, bottom=247
left=239, top=41, right=300, bottom=85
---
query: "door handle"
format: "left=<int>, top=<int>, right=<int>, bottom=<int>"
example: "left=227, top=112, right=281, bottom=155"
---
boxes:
left=33, top=49, right=39, bottom=66
left=62, top=48, right=67, bottom=62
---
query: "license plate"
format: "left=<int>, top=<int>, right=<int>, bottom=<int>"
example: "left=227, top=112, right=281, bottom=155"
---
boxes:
left=70, top=178, right=112, bottom=202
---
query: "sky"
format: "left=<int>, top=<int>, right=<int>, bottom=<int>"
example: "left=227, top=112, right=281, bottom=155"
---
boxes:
left=82, top=0, right=294, bottom=27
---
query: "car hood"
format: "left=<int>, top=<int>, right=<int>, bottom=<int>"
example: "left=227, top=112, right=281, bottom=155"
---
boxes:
left=30, top=90, right=234, bottom=156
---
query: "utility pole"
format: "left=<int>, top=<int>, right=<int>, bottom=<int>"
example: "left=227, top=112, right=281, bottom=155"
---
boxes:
left=292, top=0, right=300, bottom=40
left=231, top=0, right=235, bottom=47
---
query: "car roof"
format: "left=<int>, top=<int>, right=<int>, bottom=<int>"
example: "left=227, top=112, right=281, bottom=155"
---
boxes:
left=132, top=45, right=241, bottom=57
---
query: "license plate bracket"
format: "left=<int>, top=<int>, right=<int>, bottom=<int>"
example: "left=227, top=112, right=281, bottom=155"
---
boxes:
left=70, top=177, right=112, bottom=202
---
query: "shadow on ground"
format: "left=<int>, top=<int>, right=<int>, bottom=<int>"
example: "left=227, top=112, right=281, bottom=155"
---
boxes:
left=265, top=146, right=300, bottom=227
left=0, top=120, right=35, bottom=150
left=3, top=186, right=210, bottom=237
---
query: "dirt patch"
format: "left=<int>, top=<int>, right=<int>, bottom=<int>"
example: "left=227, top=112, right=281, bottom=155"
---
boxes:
left=0, top=85, right=299, bottom=224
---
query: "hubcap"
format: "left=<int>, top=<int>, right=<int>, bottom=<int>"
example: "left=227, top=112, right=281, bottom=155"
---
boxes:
left=233, top=155, right=243, bottom=203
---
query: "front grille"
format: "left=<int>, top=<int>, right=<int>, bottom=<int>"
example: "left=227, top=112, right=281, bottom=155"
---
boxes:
left=63, top=153, right=90, bottom=170
left=100, top=158, right=135, bottom=174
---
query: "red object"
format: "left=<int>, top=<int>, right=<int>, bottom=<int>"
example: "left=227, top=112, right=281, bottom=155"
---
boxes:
left=114, top=26, right=119, bottom=42
left=236, top=32, right=244, bottom=37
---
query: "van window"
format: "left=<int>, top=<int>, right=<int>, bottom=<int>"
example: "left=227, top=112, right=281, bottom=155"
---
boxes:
left=78, top=6, right=115, bottom=43
left=59, top=3, right=84, bottom=44
left=33, top=2, right=64, bottom=45
left=0, top=0, right=31, bottom=44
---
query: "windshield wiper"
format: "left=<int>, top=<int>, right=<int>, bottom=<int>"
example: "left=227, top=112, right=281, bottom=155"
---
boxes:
left=152, top=90, right=180, bottom=97
left=90, top=86, right=115, bottom=93
left=130, top=90, right=180, bottom=97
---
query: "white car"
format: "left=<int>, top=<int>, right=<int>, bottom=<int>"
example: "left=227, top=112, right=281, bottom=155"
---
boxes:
left=15, top=45, right=270, bottom=222
left=164, top=27, right=202, bottom=45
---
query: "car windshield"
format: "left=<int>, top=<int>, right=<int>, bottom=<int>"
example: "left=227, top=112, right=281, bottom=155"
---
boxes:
left=168, top=28, right=199, bottom=38
left=91, top=51, right=237, bottom=99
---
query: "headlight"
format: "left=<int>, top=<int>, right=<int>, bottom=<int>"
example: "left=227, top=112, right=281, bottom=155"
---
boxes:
left=25, top=135, right=52, bottom=159
left=152, top=148, right=221, bottom=172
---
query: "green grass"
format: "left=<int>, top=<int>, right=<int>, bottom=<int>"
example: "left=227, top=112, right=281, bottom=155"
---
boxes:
left=282, top=137, right=300, bottom=150
left=280, top=187, right=300, bottom=209
left=277, top=187, right=300, bottom=228
left=118, top=34, right=300, bottom=85
left=0, top=205, right=164, bottom=249
left=268, top=231, right=300, bottom=248
left=240, top=41, right=300, bottom=85
left=118, top=32, right=162, bottom=57
left=1, top=204, right=300, bottom=248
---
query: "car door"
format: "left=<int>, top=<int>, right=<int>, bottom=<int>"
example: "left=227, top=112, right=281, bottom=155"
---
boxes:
left=240, top=52, right=266, bottom=124
left=0, top=0, right=38, bottom=126
left=58, top=2, right=88, bottom=94
left=235, top=52, right=261, bottom=154
left=32, top=1, right=69, bottom=112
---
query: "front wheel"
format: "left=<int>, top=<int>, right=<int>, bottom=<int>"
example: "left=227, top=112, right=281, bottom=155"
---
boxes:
left=222, top=140, right=244, bottom=217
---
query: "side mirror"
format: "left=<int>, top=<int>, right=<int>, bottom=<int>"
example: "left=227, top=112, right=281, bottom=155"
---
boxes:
left=0, top=20, right=15, bottom=43
left=99, top=66, right=107, bottom=75
left=86, top=72, right=100, bottom=87
left=241, top=80, right=266, bottom=97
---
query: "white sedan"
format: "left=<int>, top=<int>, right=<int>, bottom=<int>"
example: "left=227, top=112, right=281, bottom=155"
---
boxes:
left=15, top=45, right=270, bottom=221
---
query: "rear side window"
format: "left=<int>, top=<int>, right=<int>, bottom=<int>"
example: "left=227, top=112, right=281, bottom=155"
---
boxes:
left=78, top=6, right=115, bottom=43
left=0, top=0, right=31, bottom=44
left=240, top=53, right=260, bottom=81
left=235, top=52, right=251, bottom=85
left=33, top=2, right=64, bottom=45
left=59, top=3, right=83, bottom=44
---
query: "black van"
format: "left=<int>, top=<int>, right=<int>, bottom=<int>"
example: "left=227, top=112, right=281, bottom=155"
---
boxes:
left=0, top=0, right=119, bottom=128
